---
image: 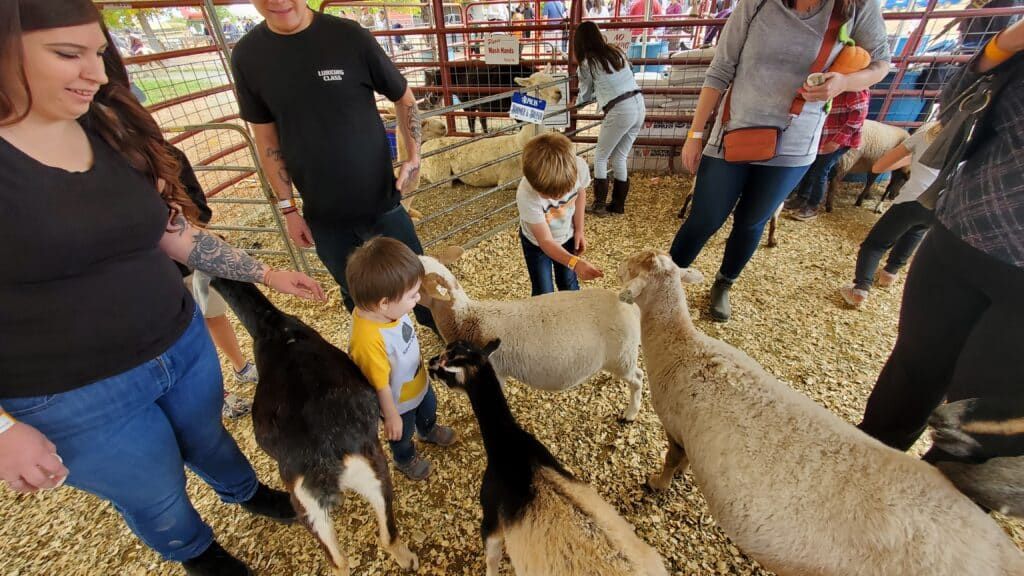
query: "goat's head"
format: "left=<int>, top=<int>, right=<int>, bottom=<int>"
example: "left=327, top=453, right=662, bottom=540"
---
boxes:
left=617, top=250, right=703, bottom=306
left=418, top=248, right=464, bottom=306
left=428, top=339, right=501, bottom=392
left=513, top=70, right=563, bottom=105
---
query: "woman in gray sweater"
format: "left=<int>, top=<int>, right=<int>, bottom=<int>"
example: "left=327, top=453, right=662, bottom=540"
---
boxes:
left=669, top=0, right=890, bottom=321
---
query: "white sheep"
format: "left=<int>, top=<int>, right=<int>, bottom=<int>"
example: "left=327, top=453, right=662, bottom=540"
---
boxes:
left=825, top=119, right=910, bottom=212
left=417, top=249, right=646, bottom=422
left=428, top=339, right=668, bottom=576
left=617, top=249, right=1024, bottom=576
left=419, top=71, right=564, bottom=189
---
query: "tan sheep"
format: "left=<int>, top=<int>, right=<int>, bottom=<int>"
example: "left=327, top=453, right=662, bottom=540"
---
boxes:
left=824, top=119, right=909, bottom=212
left=617, top=249, right=1024, bottom=576
left=418, top=249, right=646, bottom=422
left=379, top=113, right=448, bottom=221
left=419, top=70, right=564, bottom=189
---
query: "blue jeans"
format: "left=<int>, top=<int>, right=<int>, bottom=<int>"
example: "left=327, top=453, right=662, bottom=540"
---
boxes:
left=307, top=204, right=436, bottom=330
left=389, top=384, right=438, bottom=465
left=0, top=306, right=257, bottom=562
left=854, top=200, right=933, bottom=290
left=796, top=146, right=848, bottom=208
left=670, top=156, right=811, bottom=280
left=520, top=231, right=579, bottom=296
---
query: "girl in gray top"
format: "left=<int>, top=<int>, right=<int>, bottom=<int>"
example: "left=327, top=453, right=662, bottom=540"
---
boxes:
left=669, top=0, right=890, bottom=321
left=575, top=21, right=646, bottom=216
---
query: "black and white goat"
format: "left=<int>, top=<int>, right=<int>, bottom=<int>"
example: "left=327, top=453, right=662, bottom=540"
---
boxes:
left=210, top=278, right=418, bottom=575
left=927, top=396, right=1024, bottom=518
left=428, top=340, right=667, bottom=576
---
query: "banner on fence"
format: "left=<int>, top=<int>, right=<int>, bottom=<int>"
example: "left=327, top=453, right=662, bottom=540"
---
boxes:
left=484, top=34, right=520, bottom=64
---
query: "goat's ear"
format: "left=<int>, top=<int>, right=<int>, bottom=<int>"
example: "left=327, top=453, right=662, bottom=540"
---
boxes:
left=545, top=63, right=554, bottom=73
left=618, top=276, right=647, bottom=304
left=678, top=267, right=704, bottom=285
left=482, top=338, right=501, bottom=357
left=438, top=245, right=464, bottom=265
left=514, top=76, right=530, bottom=87
left=422, top=273, right=452, bottom=301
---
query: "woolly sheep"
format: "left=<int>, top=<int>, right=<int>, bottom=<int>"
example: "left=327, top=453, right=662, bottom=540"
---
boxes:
left=825, top=119, right=909, bottom=212
left=419, top=70, right=564, bottom=189
left=617, top=249, right=1024, bottom=576
left=417, top=249, right=646, bottom=422
left=428, top=339, right=668, bottom=576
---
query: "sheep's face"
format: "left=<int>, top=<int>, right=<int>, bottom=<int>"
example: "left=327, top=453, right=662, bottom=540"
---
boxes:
left=423, top=118, right=448, bottom=140
left=418, top=256, right=460, bottom=305
left=513, top=71, right=564, bottom=105
left=428, top=339, right=501, bottom=392
left=617, top=250, right=703, bottom=305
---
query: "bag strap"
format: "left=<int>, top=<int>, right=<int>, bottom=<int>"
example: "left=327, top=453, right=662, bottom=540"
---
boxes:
left=723, top=0, right=844, bottom=127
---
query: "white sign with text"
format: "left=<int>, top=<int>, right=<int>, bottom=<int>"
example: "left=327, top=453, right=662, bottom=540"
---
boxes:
left=484, top=34, right=520, bottom=65
left=602, top=29, right=631, bottom=50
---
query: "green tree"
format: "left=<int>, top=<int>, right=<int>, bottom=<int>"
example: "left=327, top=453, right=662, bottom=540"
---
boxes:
left=101, top=8, right=166, bottom=51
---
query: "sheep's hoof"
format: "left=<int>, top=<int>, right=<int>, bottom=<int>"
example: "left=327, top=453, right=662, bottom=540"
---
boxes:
left=646, top=474, right=670, bottom=492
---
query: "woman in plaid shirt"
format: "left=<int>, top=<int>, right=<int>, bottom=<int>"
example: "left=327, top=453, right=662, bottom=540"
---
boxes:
left=785, top=89, right=870, bottom=220
left=859, top=20, right=1024, bottom=453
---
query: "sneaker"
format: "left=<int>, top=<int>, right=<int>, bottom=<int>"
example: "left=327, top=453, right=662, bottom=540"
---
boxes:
left=233, top=361, right=259, bottom=384
left=783, top=196, right=806, bottom=212
left=394, top=455, right=432, bottom=481
left=790, top=204, right=819, bottom=221
left=222, top=392, right=252, bottom=420
left=182, top=540, right=252, bottom=576
left=240, top=482, right=298, bottom=524
left=839, top=284, right=869, bottom=308
left=876, top=269, right=898, bottom=288
left=420, top=424, right=458, bottom=447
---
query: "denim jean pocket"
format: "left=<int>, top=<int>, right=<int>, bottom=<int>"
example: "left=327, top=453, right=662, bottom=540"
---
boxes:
left=2, top=394, right=59, bottom=418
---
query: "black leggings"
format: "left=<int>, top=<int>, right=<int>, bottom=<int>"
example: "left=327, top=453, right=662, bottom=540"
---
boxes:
left=859, top=224, right=1024, bottom=450
left=853, top=201, right=933, bottom=290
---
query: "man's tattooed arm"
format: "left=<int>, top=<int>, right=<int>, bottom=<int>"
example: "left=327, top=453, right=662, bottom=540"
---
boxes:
left=403, top=101, right=422, bottom=150
left=186, top=230, right=267, bottom=283
left=266, top=146, right=293, bottom=189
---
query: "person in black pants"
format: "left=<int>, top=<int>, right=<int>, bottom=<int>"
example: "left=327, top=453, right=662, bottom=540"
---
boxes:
left=231, top=1, right=436, bottom=331
left=858, top=23, right=1024, bottom=451
left=839, top=123, right=940, bottom=307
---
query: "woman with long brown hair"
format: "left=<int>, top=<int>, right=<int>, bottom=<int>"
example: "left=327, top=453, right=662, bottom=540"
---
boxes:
left=669, top=0, right=889, bottom=322
left=574, top=20, right=645, bottom=215
left=0, top=1, right=324, bottom=574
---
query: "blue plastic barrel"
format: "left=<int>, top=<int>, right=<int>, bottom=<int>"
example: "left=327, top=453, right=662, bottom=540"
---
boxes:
left=629, top=41, right=668, bottom=73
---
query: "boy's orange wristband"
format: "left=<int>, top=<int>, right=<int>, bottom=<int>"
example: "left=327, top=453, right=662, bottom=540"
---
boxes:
left=567, top=256, right=580, bottom=271
left=984, top=32, right=1014, bottom=64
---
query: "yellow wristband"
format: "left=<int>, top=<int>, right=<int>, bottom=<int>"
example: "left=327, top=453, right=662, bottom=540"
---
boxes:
left=984, top=31, right=1015, bottom=65
left=567, top=256, right=580, bottom=271
left=687, top=129, right=705, bottom=140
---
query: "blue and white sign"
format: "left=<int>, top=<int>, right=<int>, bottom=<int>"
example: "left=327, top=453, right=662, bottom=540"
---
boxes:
left=509, top=92, right=547, bottom=125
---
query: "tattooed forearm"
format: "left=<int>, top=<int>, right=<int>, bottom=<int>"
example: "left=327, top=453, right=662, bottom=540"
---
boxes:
left=403, top=102, right=422, bottom=148
left=266, top=146, right=293, bottom=188
left=187, top=230, right=266, bottom=283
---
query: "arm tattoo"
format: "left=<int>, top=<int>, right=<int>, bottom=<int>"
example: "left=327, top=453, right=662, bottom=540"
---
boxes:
left=187, top=230, right=265, bottom=283
left=166, top=210, right=189, bottom=237
left=266, top=146, right=293, bottom=187
left=403, top=102, right=422, bottom=149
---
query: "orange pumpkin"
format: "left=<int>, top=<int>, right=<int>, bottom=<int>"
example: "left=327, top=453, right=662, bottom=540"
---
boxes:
left=830, top=44, right=871, bottom=75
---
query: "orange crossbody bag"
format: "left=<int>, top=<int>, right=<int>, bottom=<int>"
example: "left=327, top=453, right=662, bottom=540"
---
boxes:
left=720, top=1, right=843, bottom=163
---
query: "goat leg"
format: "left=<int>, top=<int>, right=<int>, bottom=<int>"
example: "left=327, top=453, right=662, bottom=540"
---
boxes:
left=342, top=451, right=419, bottom=571
left=292, top=476, right=350, bottom=576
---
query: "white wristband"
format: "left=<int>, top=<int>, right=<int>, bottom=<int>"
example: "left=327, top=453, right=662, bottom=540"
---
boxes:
left=0, top=412, right=15, bottom=435
left=276, top=198, right=296, bottom=210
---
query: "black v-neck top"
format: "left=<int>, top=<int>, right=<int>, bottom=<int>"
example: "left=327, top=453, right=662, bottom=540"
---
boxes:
left=0, top=126, right=193, bottom=397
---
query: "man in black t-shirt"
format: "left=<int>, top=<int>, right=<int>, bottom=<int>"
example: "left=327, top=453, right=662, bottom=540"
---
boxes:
left=232, top=1, right=434, bottom=329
